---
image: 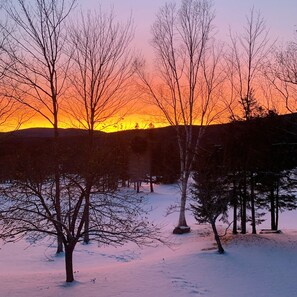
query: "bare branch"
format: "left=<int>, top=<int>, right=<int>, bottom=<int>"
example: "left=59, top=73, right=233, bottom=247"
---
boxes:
left=66, top=8, right=136, bottom=132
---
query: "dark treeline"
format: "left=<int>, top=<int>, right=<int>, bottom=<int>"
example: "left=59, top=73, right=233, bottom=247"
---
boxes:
left=0, top=114, right=297, bottom=188
left=0, top=126, right=179, bottom=185
left=1, top=112, right=297, bottom=185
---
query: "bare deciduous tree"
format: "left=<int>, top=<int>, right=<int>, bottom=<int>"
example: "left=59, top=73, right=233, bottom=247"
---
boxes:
left=0, top=0, right=77, bottom=253
left=67, top=8, right=135, bottom=243
left=267, top=41, right=297, bottom=113
left=227, top=7, right=272, bottom=121
left=137, top=0, right=225, bottom=233
left=67, top=8, right=135, bottom=134
left=0, top=24, right=30, bottom=131
left=0, top=172, right=161, bottom=282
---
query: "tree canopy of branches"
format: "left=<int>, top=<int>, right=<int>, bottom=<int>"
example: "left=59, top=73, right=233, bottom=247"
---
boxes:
left=227, top=7, right=272, bottom=121
left=0, top=0, right=76, bottom=131
left=268, top=41, right=297, bottom=113
left=67, top=8, right=135, bottom=134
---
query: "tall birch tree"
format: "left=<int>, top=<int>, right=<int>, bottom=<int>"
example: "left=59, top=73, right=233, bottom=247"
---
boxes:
left=137, top=0, right=224, bottom=233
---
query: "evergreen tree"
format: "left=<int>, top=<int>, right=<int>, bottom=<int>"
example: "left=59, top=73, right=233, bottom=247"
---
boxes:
left=191, top=149, right=231, bottom=254
left=256, top=170, right=297, bottom=230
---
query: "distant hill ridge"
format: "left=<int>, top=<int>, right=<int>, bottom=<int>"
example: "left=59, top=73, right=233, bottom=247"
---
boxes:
left=4, top=128, right=105, bottom=138
left=1, top=111, right=297, bottom=140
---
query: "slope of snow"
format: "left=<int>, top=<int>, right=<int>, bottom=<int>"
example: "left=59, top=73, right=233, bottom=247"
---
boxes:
left=0, top=183, right=297, bottom=297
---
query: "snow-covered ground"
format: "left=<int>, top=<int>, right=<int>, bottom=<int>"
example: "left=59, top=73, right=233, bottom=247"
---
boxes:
left=1, top=183, right=297, bottom=297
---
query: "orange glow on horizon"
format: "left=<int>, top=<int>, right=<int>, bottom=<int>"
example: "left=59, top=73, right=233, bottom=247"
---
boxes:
left=0, top=95, right=291, bottom=133
left=0, top=77, right=292, bottom=133
left=0, top=113, right=169, bottom=133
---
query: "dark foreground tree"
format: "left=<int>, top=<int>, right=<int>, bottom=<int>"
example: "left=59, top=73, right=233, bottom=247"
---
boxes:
left=0, top=169, right=162, bottom=282
left=256, top=170, right=297, bottom=230
left=191, top=149, right=231, bottom=253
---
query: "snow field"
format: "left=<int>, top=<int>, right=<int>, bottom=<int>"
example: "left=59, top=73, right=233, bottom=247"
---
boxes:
left=0, top=183, right=297, bottom=297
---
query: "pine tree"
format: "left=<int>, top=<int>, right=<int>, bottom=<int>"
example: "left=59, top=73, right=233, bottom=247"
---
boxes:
left=191, top=149, right=231, bottom=253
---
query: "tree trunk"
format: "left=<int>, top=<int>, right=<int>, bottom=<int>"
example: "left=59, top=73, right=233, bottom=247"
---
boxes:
left=178, top=176, right=188, bottom=227
left=270, top=189, right=276, bottom=230
left=241, top=171, right=247, bottom=234
left=136, top=181, right=140, bottom=193
left=54, top=122, right=63, bottom=254
left=149, top=174, right=154, bottom=193
left=65, top=244, right=75, bottom=283
left=211, top=221, right=224, bottom=254
left=83, top=129, right=95, bottom=244
left=275, top=179, right=280, bottom=230
left=56, top=231, right=63, bottom=254
left=83, top=191, right=90, bottom=244
left=232, top=179, right=238, bottom=234
left=232, top=175, right=238, bottom=234
left=56, top=175, right=63, bottom=253
left=233, top=202, right=238, bottom=235
left=250, top=173, right=256, bottom=234
left=173, top=175, right=190, bottom=234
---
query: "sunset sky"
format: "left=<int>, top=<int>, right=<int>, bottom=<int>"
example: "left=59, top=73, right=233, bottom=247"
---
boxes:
left=13, top=0, right=297, bottom=132
left=76, top=0, right=297, bottom=131
left=81, top=0, right=296, bottom=45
